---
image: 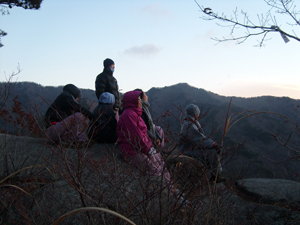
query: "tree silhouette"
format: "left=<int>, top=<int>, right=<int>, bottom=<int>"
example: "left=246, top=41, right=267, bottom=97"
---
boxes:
left=195, top=0, right=300, bottom=47
left=0, top=0, right=43, bottom=47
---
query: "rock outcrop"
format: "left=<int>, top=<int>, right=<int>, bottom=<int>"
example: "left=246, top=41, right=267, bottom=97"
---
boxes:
left=0, top=133, right=300, bottom=224
left=236, top=178, right=300, bottom=208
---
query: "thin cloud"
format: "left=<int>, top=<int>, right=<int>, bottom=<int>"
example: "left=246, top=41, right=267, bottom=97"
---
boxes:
left=273, top=84, right=300, bottom=91
left=142, top=4, right=170, bottom=17
left=123, top=44, right=161, bottom=58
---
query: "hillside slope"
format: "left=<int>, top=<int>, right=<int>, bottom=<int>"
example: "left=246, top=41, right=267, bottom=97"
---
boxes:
left=0, top=81, right=299, bottom=181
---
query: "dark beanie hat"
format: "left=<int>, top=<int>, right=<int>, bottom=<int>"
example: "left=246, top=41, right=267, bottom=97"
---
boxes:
left=63, top=84, right=81, bottom=99
left=103, top=58, right=115, bottom=68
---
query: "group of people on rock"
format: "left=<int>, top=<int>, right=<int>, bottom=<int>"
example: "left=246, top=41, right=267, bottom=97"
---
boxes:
left=44, top=58, right=223, bottom=196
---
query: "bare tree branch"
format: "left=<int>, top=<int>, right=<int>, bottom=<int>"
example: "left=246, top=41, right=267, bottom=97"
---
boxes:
left=195, top=0, right=300, bottom=46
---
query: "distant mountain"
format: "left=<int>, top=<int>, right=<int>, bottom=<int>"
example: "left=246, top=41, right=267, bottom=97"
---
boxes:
left=147, top=83, right=300, bottom=181
left=0, top=81, right=99, bottom=115
left=147, top=82, right=299, bottom=122
left=1, top=81, right=299, bottom=181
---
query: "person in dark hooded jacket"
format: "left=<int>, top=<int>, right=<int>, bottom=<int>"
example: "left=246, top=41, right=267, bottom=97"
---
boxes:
left=45, top=84, right=96, bottom=144
left=88, top=92, right=117, bottom=143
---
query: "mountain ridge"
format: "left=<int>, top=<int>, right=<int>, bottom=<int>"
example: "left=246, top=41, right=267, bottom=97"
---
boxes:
left=0, top=81, right=299, bottom=181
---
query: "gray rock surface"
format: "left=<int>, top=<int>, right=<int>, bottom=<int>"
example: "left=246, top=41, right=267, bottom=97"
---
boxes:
left=0, top=133, right=53, bottom=177
left=1, top=134, right=300, bottom=224
left=236, top=178, right=300, bottom=207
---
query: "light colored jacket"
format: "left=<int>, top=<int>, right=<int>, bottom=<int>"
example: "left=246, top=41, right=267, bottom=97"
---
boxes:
left=178, top=119, right=216, bottom=156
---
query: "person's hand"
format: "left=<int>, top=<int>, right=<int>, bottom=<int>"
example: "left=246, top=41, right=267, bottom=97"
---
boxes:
left=215, top=146, right=221, bottom=155
left=156, top=139, right=161, bottom=147
left=213, top=143, right=221, bottom=155
left=148, top=147, right=157, bottom=156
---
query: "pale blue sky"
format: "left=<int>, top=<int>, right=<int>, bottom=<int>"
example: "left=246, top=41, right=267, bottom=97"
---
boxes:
left=1, top=0, right=299, bottom=99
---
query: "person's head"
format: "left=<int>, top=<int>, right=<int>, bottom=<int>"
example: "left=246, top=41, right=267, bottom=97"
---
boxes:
left=122, top=90, right=143, bottom=109
left=99, top=92, right=115, bottom=105
left=134, top=88, right=148, bottom=102
left=63, top=84, right=81, bottom=102
left=185, top=104, right=200, bottom=120
left=137, top=95, right=143, bottom=109
left=103, top=58, right=115, bottom=73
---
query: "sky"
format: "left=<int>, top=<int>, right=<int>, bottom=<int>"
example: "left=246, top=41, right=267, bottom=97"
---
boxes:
left=1, top=0, right=299, bottom=100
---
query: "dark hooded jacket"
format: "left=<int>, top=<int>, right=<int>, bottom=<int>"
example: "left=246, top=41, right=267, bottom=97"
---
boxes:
left=140, top=100, right=162, bottom=142
left=88, top=103, right=117, bottom=143
left=44, top=86, right=95, bottom=128
left=95, top=69, right=121, bottom=110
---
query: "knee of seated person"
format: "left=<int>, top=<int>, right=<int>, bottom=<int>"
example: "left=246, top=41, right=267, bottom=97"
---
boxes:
left=74, top=112, right=85, bottom=119
left=74, top=112, right=88, bottom=123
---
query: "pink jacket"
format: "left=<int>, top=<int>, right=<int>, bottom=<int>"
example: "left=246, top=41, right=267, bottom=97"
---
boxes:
left=117, top=91, right=153, bottom=159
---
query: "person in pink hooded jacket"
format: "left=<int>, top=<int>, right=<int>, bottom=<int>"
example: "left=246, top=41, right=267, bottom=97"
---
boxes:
left=117, top=90, right=173, bottom=190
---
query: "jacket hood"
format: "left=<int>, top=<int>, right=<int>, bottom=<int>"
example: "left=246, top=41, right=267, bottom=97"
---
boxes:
left=99, top=92, right=115, bottom=104
left=123, top=90, right=142, bottom=109
left=63, top=84, right=81, bottom=99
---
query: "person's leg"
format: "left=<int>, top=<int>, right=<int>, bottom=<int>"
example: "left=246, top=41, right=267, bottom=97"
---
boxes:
left=46, top=113, right=88, bottom=144
left=128, top=153, right=174, bottom=193
left=62, top=112, right=88, bottom=142
left=114, top=110, right=119, bottom=122
left=127, top=153, right=151, bottom=175
left=147, top=154, right=173, bottom=193
left=201, top=149, right=219, bottom=179
left=46, top=124, right=61, bottom=144
left=155, top=126, right=164, bottom=149
left=151, top=154, right=175, bottom=195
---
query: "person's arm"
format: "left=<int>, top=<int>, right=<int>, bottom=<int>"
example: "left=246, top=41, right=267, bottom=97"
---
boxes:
left=155, top=129, right=162, bottom=141
left=121, top=113, right=153, bottom=154
left=95, top=74, right=107, bottom=99
left=113, top=89, right=121, bottom=110
left=141, top=111, right=151, bottom=130
left=147, top=130, right=155, bottom=139
left=141, top=111, right=156, bottom=141
left=66, top=98, right=97, bottom=123
left=187, top=123, right=216, bottom=149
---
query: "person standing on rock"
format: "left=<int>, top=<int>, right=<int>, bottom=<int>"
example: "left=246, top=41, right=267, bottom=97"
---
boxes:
left=178, top=104, right=223, bottom=182
left=95, top=58, right=121, bottom=121
left=44, top=84, right=97, bottom=144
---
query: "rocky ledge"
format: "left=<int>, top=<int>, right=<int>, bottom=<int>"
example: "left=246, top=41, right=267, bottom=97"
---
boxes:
left=0, top=133, right=299, bottom=224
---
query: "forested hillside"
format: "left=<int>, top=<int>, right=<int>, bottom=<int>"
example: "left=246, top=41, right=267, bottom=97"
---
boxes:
left=1, top=81, right=299, bottom=181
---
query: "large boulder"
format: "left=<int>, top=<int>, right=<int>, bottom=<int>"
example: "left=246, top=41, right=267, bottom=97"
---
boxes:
left=236, top=178, right=300, bottom=208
